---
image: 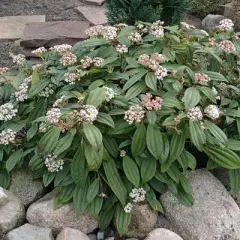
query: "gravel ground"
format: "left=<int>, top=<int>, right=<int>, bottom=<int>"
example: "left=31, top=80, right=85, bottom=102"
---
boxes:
left=0, top=0, right=85, bottom=66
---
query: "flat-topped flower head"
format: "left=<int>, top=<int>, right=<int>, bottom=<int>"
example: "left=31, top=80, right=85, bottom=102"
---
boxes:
left=103, top=87, right=115, bottom=102
left=0, top=103, right=18, bottom=121
left=12, top=54, right=26, bottom=65
left=128, top=32, right=142, bottom=44
left=80, top=56, right=93, bottom=69
left=124, top=105, right=145, bottom=124
left=0, top=129, right=16, bottom=145
left=73, top=105, right=98, bottom=124
left=187, top=107, right=203, bottom=121
left=93, top=57, right=104, bottom=67
left=0, top=67, right=9, bottom=75
left=31, top=47, right=47, bottom=56
left=46, top=108, right=62, bottom=125
left=50, top=44, right=72, bottom=54
left=142, top=93, right=162, bottom=111
left=181, top=22, right=195, bottom=31
left=124, top=203, right=133, bottom=213
left=45, top=154, right=64, bottom=172
left=195, top=72, right=210, bottom=85
left=129, top=188, right=146, bottom=203
left=60, top=52, right=77, bottom=66
left=115, top=44, right=128, bottom=53
left=218, top=40, right=236, bottom=53
left=204, top=105, right=220, bottom=120
left=64, top=72, right=77, bottom=85
left=216, top=19, right=234, bottom=32
left=150, top=20, right=164, bottom=38
left=15, top=76, right=32, bottom=102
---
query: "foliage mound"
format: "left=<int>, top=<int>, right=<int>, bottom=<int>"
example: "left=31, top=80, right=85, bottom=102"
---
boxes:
left=105, top=0, right=192, bottom=25
left=0, top=20, right=240, bottom=235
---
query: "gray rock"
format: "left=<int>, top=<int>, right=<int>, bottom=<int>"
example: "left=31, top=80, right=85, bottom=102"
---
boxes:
left=202, top=14, right=225, bottom=31
left=0, top=187, right=8, bottom=207
left=26, top=191, right=98, bottom=235
left=225, top=0, right=240, bottom=30
left=124, top=204, right=158, bottom=239
left=56, top=227, right=90, bottom=240
left=161, top=169, right=240, bottom=240
left=224, top=3, right=233, bottom=18
left=0, top=189, right=25, bottom=234
left=0, top=15, right=45, bottom=39
left=88, top=234, right=97, bottom=240
left=75, top=6, right=107, bottom=25
left=5, top=223, right=54, bottom=240
left=97, top=231, right=104, bottom=240
left=126, top=239, right=139, bottom=240
left=105, top=238, right=114, bottom=240
left=20, top=21, right=90, bottom=48
left=9, top=168, right=46, bottom=206
left=182, top=14, right=202, bottom=29
left=80, top=0, right=105, bottom=6
left=145, top=228, right=183, bottom=240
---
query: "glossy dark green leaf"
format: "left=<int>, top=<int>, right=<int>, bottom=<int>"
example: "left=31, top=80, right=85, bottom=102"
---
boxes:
left=123, top=156, right=140, bottom=187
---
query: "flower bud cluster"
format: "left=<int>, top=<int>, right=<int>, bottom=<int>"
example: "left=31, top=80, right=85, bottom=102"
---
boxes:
left=180, top=22, right=195, bottom=31
left=0, top=67, right=9, bottom=75
left=136, top=23, right=148, bottom=34
left=72, top=105, right=98, bottom=124
left=50, top=44, right=72, bottom=54
left=187, top=107, right=203, bottom=121
left=128, top=32, right=142, bottom=44
left=103, top=87, right=115, bottom=102
left=209, top=38, right=217, bottom=47
left=195, top=72, right=210, bottom=85
left=124, top=203, right=133, bottom=213
left=38, top=84, right=54, bottom=97
left=0, top=129, right=16, bottom=145
left=116, top=23, right=128, bottom=30
left=93, top=57, right=104, bottom=67
left=218, top=40, right=236, bottom=53
left=204, top=105, right=220, bottom=120
left=85, top=25, right=117, bottom=40
left=80, top=56, right=104, bottom=69
left=32, top=64, right=44, bottom=71
left=138, top=54, right=167, bottom=80
left=142, top=93, right=162, bottom=111
left=115, top=44, right=128, bottom=53
left=129, top=188, right=146, bottom=203
left=15, top=76, right=32, bottom=102
left=124, top=105, right=145, bottom=124
left=31, top=47, right=47, bottom=56
left=216, top=19, right=234, bottom=32
left=120, top=150, right=126, bottom=157
left=39, top=122, right=48, bottom=133
left=64, top=72, right=77, bottom=85
left=0, top=103, right=18, bottom=121
left=53, top=95, right=66, bottom=108
left=60, top=52, right=77, bottom=66
left=45, top=154, right=64, bottom=172
left=12, top=54, right=26, bottom=65
left=46, top=108, right=62, bottom=124
left=150, top=20, right=164, bottom=38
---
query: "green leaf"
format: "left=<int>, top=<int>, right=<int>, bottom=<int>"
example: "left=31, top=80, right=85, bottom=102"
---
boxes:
left=147, top=112, right=157, bottom=125
left=149, top=178, right=165, bottom=193
left=73, top=181, right=89, bottom=216
left=38, top=128, right=61, bottom=154
left=27, top=123, right=38, bottom=141
left=146, top=124, right=164, bottom=161
left=88, top=197, right=103, bottom=217
left=54, top=165, right=70, bottom=187
left=103, top=136, right=118, bottom=158
left=141, top=157, right=156, bottom=184
left=123, top=70, right=147, bottom=91
left=183, top=87, right=201, bottom=109
left=178, top=149, right=196, bottom=170
left=83, top=123, right=102, bottom=148
left=123, top=156, right=140, bottom=187
left=6, top=150, right=23, bottom=172
left=162, top=96, right=184, bottom=110
left=96, top=113, right=115, bottom=128
left=54, top=129, right=76, bottom=155
left=87, top=179, right=100, bottom=203
left=84, top=142, right=103, bottom=171
left=145, top=72, right=157, bottom=91
left=103, top=157, right=127, bottom=206
left=228, top=139, right=240, bottom=151
left=71, top=145, right=87, bottom=185
left=189, top=121, right=206, bottom=151
left=203, top=71, right=228, bottom=82
left=229, top=169, right=240, bottom=193
left=199, top=86, right=217, bottom=103
left=131, top=123, right=146, bottom=156
left=0, top=170, right=10, bottom=189
left=163, top=47, right=176, bottom=61
left=31, top=70, right=40, bottom=84
left=146, top=188, right=164, bottom=213
left=86, top=87, right=106, bottom=107
left=205, top=121, right=227, bottom=145
left=177, top=184, right=194, bottom=206
left=125, top=82, right=146, bottom=100
left=223, top=109, right=240, bottom=118
left=115, top=204, right=131, bottom=236
left=180, top=173, right=192, bottom=194
left=99, top=208, right=115, bottom=231
left=43, top=171, right=56, bottom=187
left=28, top=79, right=50, bottom=98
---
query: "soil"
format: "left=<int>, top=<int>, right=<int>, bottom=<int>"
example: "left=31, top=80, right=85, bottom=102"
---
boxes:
left=0, top=0, right=85, bottom=66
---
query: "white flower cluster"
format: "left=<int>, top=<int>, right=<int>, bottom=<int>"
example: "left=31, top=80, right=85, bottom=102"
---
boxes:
left=73, top=105, right=98, bottom=124
left=150, top=20, right=164, bottom=38
left=15, top=76, right=32, bottom=102
left=93, top=57, right=104, bottom=67
left=120, top=150, right=126, bottom=157
left=53, top=95, right=66, bottom=107
left=85, top=25, right=117, bottom=40
left=80, top=56, right=93, bottom=69
left=180, top=22, right=195, bottom=31
left=32, top=64, right=44, bottom=71
left=12, top=54, right=26, bottom=65
left=0, top=103, right=18, bottom=121
left=103, top=87, right=115, bottom=102
left=217, top=19, right=234, bottom=32
left=38, top=84, right=54, bottom=97
left=187, top=107, right=203, bottom=121
left=124, top=203, right=133, bottom=213
left=115, top=44, right=128, bottom=53
left=136, top=23, right=148, bottom=34
left=129, top=188, right=146, bottom=203
left=204, top=105, right=220, bottom=120
left=31, top=47, right=47, bottom=56
left=195, top=72, right=210, bottom=85
left=0, top=67, right=9, bottom=75
left=45, top=154, right=64, bottom=172
left=124, top=105, right=145, bottom=124
left=60, top=52, right=77, bottom=66
left=39, top=122, right=48, bottom=133
left=212, top=87, right=221, bottom=100
left=0, top=129, right=16, bottom=145
left=50, top=44, right=72, bottom=54
left=218, top=40, right=236, bottom=53
left=64, top=72, right=77, bottom=85
left=138, top=54, right=167, bottom=80
left=116, top=23, right=128, bottom=30
left=46, top=108, right=62, bottom=124
left=128, top=32, right=142, bottom=44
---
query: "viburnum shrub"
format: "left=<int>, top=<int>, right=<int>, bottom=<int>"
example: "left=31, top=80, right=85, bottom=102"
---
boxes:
left=0, top=19, right=240, bottom=235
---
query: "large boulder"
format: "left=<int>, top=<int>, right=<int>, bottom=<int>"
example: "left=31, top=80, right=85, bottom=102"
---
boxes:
left=225, top=0, right=240, bottom=30
left=145, top=228, right=183, bottom=240
left=56, top=228, right=90, bottom=240
left=161, top=169, right=240, bottom=240
left=26, top=191, right=98, bottom=235
left=0, top=188, right=25, bottom=234
left=202, top=14, right=225, bottom=31
left=124, top=204, right=158, bottom=239
left=0, top=187, right=8, bottom=207
left=5, top=223, right=54, bottom=240
left=9, top=168, right=46, bottom=206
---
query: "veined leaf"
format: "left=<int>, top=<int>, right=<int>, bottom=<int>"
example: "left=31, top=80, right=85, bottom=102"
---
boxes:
left=83, top=123, right=102, bottom=148
left=99, top=208, right=115, bottom=231
left=125, top=82, right=146, bottom=100
left=205, top=121, right=227, bottom=145
left=203, top=71, right=228, bottom=82
left=183, top=87, right=201, bottom=109
left=199, top=86, right=217, bottom=103
left=0, top=170, right=10, bottom=189
left=189, top=121, right=206, bottom=151
left=228, top=139, right=240, bottom=151
left=123, top=156, right=140, bottom=187
left=28, top=79, right=50, bottom=98
left=87, top=179, right=100, bottom=203
left=88, top=197, right=103, bottom=217
left=229, top=169, right=240, bottom=193
left=131, top=123, right=146, bottom=156
left=96, top=113, right=115, bottom=128
left=86, top=87, right=106, bottom=107
left=115, top=204, right=131, bottom=236
left=145, top=72, right=157, bottom=91
left=141, top=157, right=156, bottom=184
left=43, top=171, right=56, bottom=187
left=6, top=150, right=23, bottom=172
left=123, top=70, right=147, bottom=91
left=146, top=188, right=164, bottom=213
